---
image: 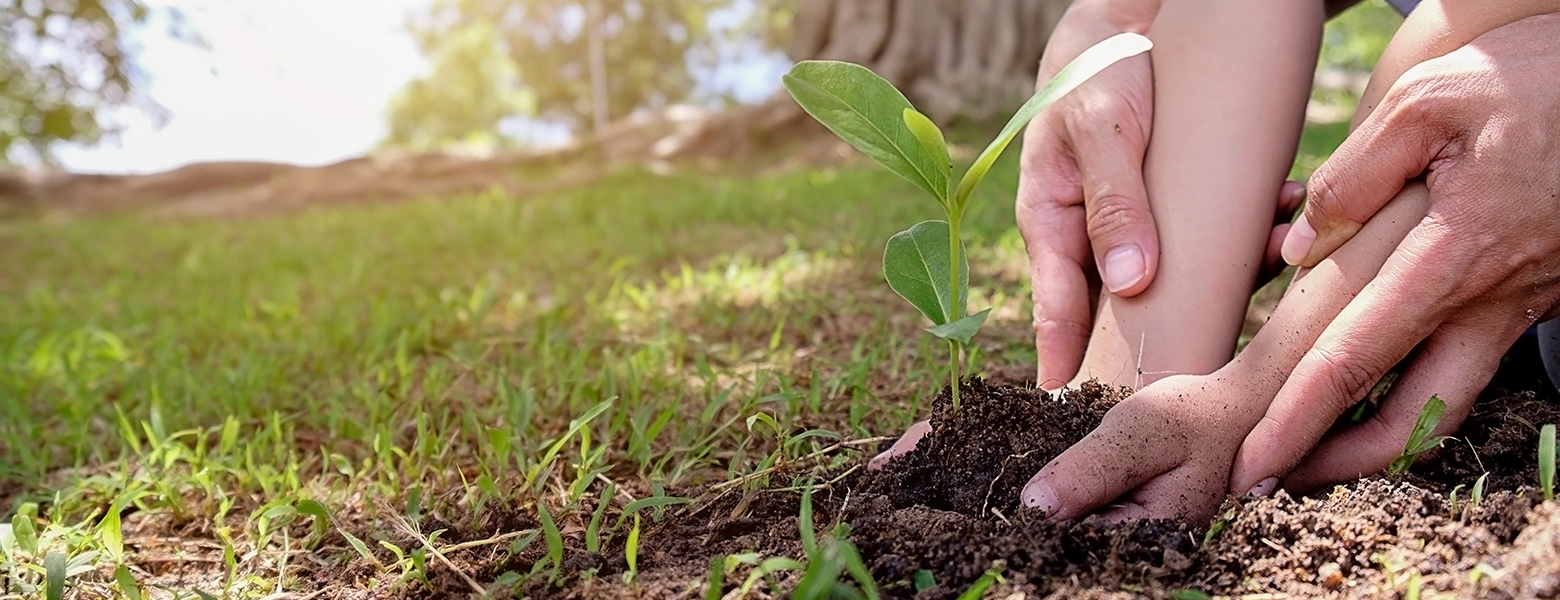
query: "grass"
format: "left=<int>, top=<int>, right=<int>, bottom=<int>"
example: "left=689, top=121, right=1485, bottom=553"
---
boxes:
left=0, top=121, right=1349, bottom=597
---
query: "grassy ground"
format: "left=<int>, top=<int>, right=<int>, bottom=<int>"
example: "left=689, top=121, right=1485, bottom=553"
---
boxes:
left=0, top=120, right=1349, bottom=598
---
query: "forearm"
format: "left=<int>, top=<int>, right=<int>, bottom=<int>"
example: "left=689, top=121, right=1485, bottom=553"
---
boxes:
left=1357, top=0, right=1560, bottom=124
left=1072, top=0, right=1323, bottom=386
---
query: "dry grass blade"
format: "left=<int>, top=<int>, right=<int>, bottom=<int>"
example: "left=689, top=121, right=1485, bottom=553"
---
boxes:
left=708, top=436, right=893, bottom=493
left=388, top=512, right=485, bottom=595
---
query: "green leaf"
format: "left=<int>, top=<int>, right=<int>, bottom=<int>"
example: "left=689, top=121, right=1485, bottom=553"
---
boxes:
left=954, top=32, right=1153, bottom=211
left=913, top=570, right=936, bottom=591
left=926, top=308, right=991, bottom=345
left=902, top=108, right=951, bottom=203
left=45, top=551, right=66, bottom=600
left=626, top=514, right=642, bottom=574
left=783, top=61, right=949, bottom=203
left=340, top=529, right=381, bottom=566
left=883, top=221, right=967, bottom=325
left=12, top=513, right=37, bottom=555
left=955, top=567, right=1003, bottom=600
left=614, top=495, right=693, bottom=531
left=114, top=565, right=142, bottom=600
left=1389, top=395, right=1448, bottom=474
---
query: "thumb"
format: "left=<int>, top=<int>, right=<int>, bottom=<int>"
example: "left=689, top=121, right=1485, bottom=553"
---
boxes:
left=1075, top=116, right=1158, bottom=296
left=1021, top=408, right=1181, bottom=520
left=1284, top=85, right=1448, bottom=268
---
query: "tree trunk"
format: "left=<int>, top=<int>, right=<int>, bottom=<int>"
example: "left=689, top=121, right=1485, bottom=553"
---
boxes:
left=662, top=0, right=1072, bottom=158
left=788, top=0, right=1073, bottom=123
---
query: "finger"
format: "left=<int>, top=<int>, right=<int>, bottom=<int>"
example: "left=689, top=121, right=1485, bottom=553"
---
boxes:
left=1281, top=319, right=1507, bottom=492
left=1108, top=462, right=1228, bottom=522
left=1262, top=223, right=1293, bottom=281
left=869, top=420, right=931, bottom=469
left=1070, top=103, right=1158, bottom=297
left=1275, top=180, right=1305, bottom=224
left=1285, top=84, right=1449, bottom=268
left=1022, top=405, right=1184, bottom=520
left=1018, top=120, right=1095, bottom=390
left=1232, top=233, right=1463, bottom=494
left=1261, top=182, right=1304, bottom=281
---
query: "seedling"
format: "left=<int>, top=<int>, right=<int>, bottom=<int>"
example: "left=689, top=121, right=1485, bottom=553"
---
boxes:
left=1540, top=423, right=1555, bottom=502
left=783, top=33, right=1152, bottom=408
left=1387, top=396, right=1450, bottom=475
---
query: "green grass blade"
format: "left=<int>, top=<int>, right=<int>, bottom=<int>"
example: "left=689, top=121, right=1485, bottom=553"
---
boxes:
left=1541, top=423, right=1555, bottom=501
left=953, top=32, right=1152, bottom=210
left=538, top=502, right=564, bottom=572
left=587, top=482, right=615, bottom=553
left=955, top=567, right=1003, bottom=600
left=839, top=541, right=880, bottom=600
left=799, top=485, right=818, bottom=557
left=782, top=61, right=949, bottom=203
left=45, top=551, right=66, bottom=600
left=114, top=564, right=143, bottom=600
left=793, top=543, right=844, bottom=600
left=706, top=555, right=726, bottom=600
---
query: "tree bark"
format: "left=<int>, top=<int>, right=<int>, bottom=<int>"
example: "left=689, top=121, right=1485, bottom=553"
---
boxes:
left=786, top=0, right=1072, bottom=123
left=656, top=0, right=1073, bottom=158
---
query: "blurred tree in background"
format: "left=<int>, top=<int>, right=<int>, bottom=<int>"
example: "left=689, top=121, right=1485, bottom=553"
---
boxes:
left=387, top=0, right=1403, bottom=155
left=385, top=0, right=755, bottom=151
left=0, top=0, right=193, bottom=165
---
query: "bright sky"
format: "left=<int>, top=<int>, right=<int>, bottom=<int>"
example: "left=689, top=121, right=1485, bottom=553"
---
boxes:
left=56, top=0, right=431, bottom=174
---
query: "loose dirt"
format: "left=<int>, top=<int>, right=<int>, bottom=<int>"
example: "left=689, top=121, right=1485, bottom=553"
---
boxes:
left=378, top=345, right=1560, bottom=599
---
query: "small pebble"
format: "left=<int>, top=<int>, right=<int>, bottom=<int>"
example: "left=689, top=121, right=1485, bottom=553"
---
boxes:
left=1318, top=562, right=1343, bottom=589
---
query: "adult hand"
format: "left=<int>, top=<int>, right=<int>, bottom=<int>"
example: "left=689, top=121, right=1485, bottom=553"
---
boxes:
left=1018, top=0, right=1303, bottom=389
left=1234, top=13, right=1560, bottom=495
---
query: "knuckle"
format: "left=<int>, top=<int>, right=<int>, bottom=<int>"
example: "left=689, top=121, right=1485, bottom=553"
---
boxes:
left=1302, top=345, right=1388, bottom=416
left=1033, top=314, right=1091, bottom=341
left=1086, top=193, right=1150, bottom=242
left=1306, top=168, right=1343, bottom=219
left=1063, top=91, right=1142, bottom=139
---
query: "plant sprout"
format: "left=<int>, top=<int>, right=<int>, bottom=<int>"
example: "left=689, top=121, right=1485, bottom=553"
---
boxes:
left=782, top=34, right=1152, bottom=408
left=1388, top=395, right=1450, bottom=475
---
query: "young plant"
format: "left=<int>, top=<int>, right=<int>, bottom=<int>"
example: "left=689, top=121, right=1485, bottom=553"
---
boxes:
left=782, top=33, right=1152, bottom=408
left=1387, top=395, right=1450, bottom=475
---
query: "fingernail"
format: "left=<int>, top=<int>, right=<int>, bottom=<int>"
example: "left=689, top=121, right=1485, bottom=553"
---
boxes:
left=1102, top=245, right=1146, bottom=293
left=1023, top=480, right=1060, bottom=516
left=1247, top=477, right=1279, bottom=498
left=1287, top=182, right=1306, bottom=203
left=1280, top=215, right=1315, bottom=266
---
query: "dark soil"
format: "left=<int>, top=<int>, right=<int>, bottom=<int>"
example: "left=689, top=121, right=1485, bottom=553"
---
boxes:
left=397, top=338, right=1560, bottom=599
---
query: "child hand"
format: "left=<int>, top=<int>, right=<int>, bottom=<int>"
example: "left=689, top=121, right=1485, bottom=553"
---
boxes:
left=1019, top=371, right=1262, bottom=521
left=1025, top=182, right=1430, bottom=521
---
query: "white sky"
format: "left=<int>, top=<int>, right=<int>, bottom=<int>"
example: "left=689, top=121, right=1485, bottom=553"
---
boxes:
left=56, top=0, right=431, bottom=174
left=50, top=0, right=789, bottom=175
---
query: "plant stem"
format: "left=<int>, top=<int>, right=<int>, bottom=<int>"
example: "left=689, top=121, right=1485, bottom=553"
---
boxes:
left=947, top=215, right=963, bottom=409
